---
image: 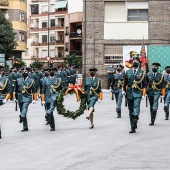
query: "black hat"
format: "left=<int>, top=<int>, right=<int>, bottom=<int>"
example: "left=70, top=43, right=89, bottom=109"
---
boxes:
left=0, top=65, right=4, bottom=70
left=133, top=56, right=140, bottom=61
left=117, top=64, right=123, bottom=69
left=22, top=67, right=30, bottom=71
left=44, top=68, right=49, bottom=71
left=152, top=63, right=161, bottom=67
left=50, top=67, right=57, bottom=71
left=165, top=66, right=170, bottom=69
left=89, top=68, right=98, bottom=71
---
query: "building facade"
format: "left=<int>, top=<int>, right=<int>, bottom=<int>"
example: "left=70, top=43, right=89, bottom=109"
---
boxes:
left=24, top=0, right=83, bottom=67
left=0, top=0, right=27, bottom=59
left=83, top=0, right=170, bottom=86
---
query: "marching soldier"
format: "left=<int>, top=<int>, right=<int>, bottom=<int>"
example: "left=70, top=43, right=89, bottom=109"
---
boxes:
left=111, top=64, right=124, bottom=118
left=164, top=66, right=170, bottom=120
left=107, top=64, right=114, bottom=89
left=13, top=68, right=37, bottom=132
left=84, top=68, right=103, bottom=129
left=123, top=57, right=147, bottom=133
left=0, top=66, right=11, bottom=138
left=39, top=68, right=50, bottom=124
left=62, top=67, right=68, bottom=88
left=41, top=68, right=62, bottom=131
left=30, top=68, right=39, bottom=93
left=146, top=63, right=165, bottom=125
left=70, top=65, right=77, bottom=85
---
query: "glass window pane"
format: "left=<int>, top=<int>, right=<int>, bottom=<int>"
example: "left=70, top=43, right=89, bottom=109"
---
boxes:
left=128, top=9, right=138, bottom=17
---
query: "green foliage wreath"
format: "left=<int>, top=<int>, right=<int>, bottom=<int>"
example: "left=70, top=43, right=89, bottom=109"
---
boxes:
left=56, top=88, right=87, bottom=120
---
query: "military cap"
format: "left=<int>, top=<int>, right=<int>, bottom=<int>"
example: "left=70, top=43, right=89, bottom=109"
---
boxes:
left=89, top=68, right=98, bottom=71
left=152, top=63, right=161, bottom=67
left=165, top=66, right=170, bottom=69
left=22, top=67, right=30, bottom=71
left=0, top=65, right=4, bottom=71
left=50, top=67, right=57, bottom=71
left=117, top=63, right=124, bottom=69
left=133, top=56, right=140, bottom=61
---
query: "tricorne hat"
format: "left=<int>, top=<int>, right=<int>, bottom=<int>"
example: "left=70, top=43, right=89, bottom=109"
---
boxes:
left=152, top=63, right=161, bottom=67
left=89, top=68, right=98, bottom=71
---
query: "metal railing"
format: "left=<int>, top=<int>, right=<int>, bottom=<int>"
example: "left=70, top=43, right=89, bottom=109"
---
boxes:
left=70, top=32, right=82, bottom=38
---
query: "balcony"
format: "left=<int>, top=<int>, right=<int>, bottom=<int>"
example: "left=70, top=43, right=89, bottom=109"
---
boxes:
left=55, top=54, right=64, bottom=58
left=70, top=32, right=82, bottom=39
left=55, top=24, right=64, bottom=30
left=31, top=55, right=38, bottom=59
left=31, top=41, right=40, bottom=46
left=65, top=48, right=69, bottom=52
left=70, top=50, right=82, bottom=56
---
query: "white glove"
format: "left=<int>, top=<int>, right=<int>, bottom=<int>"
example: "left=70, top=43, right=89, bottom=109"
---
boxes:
left=98, top=99, right=102, bottom=103
left=142, top=96, right=145, bottom=100
left=122, top=91, right=126, bottom=96
left=38, top=94, right=41, bottom=98
left=42, top=101, right=45, bottom=105
left=2, top=99, right=6, bottom=104
left=32, top=100, right=36, bottom=104
left=14, top=98, right=18, bottom=102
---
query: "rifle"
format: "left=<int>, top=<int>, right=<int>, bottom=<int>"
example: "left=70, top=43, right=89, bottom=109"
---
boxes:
left=146, top=95, right=148, bottom=107
left=125, top=96, right=127, bottom=107
left=160, top=97, right=163, bottom=103
left=0, top=125, right=1, bottom=139
left=15, top=101, right=18, bottom=111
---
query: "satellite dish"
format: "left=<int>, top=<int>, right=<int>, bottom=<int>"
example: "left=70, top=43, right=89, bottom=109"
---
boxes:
left=5, top=14, right=9, bottom=20
left=77, top=29, right=81, bottom=34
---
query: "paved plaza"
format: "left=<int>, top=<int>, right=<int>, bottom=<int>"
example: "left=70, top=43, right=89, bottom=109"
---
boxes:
left=0, top=91, right=170, bottom=170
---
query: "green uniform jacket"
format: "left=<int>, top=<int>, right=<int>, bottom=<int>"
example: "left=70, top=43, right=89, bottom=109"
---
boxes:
left=14, top=77, right=37, bottom=103
left=125, top=69, right=147, bottom=99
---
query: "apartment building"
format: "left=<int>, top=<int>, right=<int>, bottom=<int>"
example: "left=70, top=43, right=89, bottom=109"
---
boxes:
left=83, top=0, right=170, bottom=84
left=24, top=0, right=83, bottom=67
left=0, top=0, right=27, bottom=59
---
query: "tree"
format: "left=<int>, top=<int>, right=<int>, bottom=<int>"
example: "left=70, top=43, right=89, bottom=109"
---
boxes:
left=66, top=54, right=82, bottom=69
left=0, top=11, right=18, bottom=61
left=12, top=58, right=26, bottom=68
left=30, top=60, right=45, bottom=69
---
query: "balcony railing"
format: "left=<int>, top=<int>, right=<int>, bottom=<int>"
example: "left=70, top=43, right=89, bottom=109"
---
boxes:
left=55, top=24, right=64, bottom=28
left=55, top=54, right=64, bottom=58
left=70, top=32, right=82, bottom=38
left=70, top=50, right=82, bottom=56
left=31, top=41, right=40, bottom=46
left=31, top=55, right=38, bottom=59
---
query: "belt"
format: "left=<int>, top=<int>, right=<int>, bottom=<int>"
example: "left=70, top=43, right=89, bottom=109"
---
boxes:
left=128, top=85, right=132, bottom=87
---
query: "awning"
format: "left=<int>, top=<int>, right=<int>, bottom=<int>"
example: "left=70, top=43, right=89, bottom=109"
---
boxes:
left=55, top=0, right=68, bottom=9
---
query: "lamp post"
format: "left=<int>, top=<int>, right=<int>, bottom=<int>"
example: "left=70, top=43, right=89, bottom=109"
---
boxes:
left=48, top=0, right=50, bottom=67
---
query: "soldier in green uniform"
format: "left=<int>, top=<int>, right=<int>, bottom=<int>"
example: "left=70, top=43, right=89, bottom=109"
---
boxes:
left=69, top=65, right=77, bottom=85
left=41, top=68, right=62, bottom=131
left=0, top=66, right=11, bottom=138
left=123, top=57, right=147, bottom=133
left=107, top=64, right=114, bottom=89
left=111, top=64, right=124, bottom=118
left=8, top=68, right=17, bottom=100
left=163, top=66, right=170, bottom=120
left=146, top=63, right=165, bottom=125
left=39, top=68, right=50, bottom=124
left=13, top=68, right=37, bottom=132
left=62, top=67, right=68, bottom=88
left=84, top=68, right=103, bottom=129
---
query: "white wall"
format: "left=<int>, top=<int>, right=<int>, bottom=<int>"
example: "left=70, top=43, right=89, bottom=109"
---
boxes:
left=104, top=1, right=149, bottom=40
left=104, top=22, right=148, bottom=40
left=68, top=0, right=83, bottom=14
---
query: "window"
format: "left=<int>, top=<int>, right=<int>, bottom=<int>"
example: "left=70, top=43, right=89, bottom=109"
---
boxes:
left=42, top=50, right=47, bottom=58
left=65, top=43, right=69, bottom=51
left=20, top=32, right=25, bottom=41
left=42, top=35, right=47, bottom=43
left=50, top=35, right=55, bottom=42
left=65, top=27, right=69, bottom=35
left=20, top=12, right=25, bottom=21
left=127, top=9, right=148, bottom=21
left=50, top=50, right=55, bottom=57
left=51, top=19, right=55, bottom=27
left=31, top=4, right=39, bottom=14
left=25, top=49, right=29, bottom=56
left=42, top=6, right=48, bottom=13
left=42, top=21, right=47, bottom=28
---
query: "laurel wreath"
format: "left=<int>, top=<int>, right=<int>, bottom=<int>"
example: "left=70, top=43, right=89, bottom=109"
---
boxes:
left=56, top=88, right=87, bottom=120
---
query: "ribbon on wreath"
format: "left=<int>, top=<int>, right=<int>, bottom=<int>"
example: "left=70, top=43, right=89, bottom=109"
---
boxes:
left=65, top=84, right=85, bottom=102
